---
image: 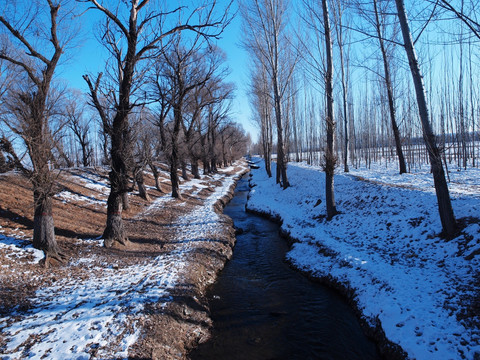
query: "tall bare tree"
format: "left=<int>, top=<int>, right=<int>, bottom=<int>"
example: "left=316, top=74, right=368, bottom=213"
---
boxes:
left=394, top=0, right=457, bottom=236
left=241, top=0, right=297, bottom=189
left=249, top=62, right=273, bottom=177
left=0, top=0, right=78, bottom=265
left=322, top=0, right=338, bottom=219
left=203, top=78, right=235, bottom=173
left=82, top=0, right=230, bottom=247
left=65, top=92, right=92, bottom=167
left=332, top=0, right=351, bottom=173
left=182, top=68, right=229, bottom=179
left=300, top=0, right=338, bottom=219
left=372, top=0, right=407, bottom=174
left=159, top=36, right=222, bottom=198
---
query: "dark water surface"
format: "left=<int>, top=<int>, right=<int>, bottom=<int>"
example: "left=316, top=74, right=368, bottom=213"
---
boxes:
left=190, top=176, right=381, bottom=360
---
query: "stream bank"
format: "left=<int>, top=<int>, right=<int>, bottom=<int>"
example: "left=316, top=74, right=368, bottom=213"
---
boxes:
left=190, top=176, right=382, bottom=359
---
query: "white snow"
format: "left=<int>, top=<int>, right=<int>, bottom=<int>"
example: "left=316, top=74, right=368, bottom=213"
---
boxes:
left=54, top=190, right=107, bottom=206
left=0, top=234, right=44, bottom=264
left=247, top=158, right=480, bottom=360
left=141, top=174, right=229, bottom=217
left=0, top=164, right=247, bottom=359
left=63, top=168, right=110, bottom=195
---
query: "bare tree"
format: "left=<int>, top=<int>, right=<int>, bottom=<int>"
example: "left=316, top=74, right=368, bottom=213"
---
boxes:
left=132, top=115, right=155, bottom=201
left=372, top=0, right=407, bottom=174
left=249, top=62, right=274, bottom=177
left=332, top=0, right=351, bottom=173
left=183, top=85, right=209, bottom=179
left=241, top=0, right=297, bottom=189
left=202, top=78, right=235, bottom=173
left=158, top=36, right=222, bottom=198
left=183, top=73, right=228, bottom=179
left=0, top=0, right=78, bottom=265
left=81, top=0, right=231, bottom=247
left=219, top=122, right=249, bottom=166
left=321, top=0, right=338, bottom=219
left=299, top=0, right=338, bottom=218
left=394, top=0, right=457, bottom=236
left=65, top=91, right=93, bottom=167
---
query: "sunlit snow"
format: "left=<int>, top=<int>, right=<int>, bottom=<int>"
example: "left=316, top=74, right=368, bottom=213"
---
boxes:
left=247, top=158, right=480, bottom=359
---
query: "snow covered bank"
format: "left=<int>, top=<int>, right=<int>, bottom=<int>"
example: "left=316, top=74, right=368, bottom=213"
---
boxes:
left=0, top=163, right=248, bottom=360
left=247, top=159, right=480, bottom=359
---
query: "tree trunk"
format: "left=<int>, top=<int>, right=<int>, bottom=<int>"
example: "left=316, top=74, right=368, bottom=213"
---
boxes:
left=276, top=155, right=281, bottom=184
left=135, top=170, right=150, bottom=201
left=395, top=0, right=457, bottom=236
left=181, top=160, right=189, bottom=181
left=273, top=78, right=289, bottom=188
left=209, top=125, right=218, bottom=173
left=170, top=100, right=183, bottom=198
left=264, top=150, right=272, bottom=177
left=191, top=159, right=201, bottom=179
left=148, top=161, right=162, bottom=192
left=262, top=119, right=272, bottom=177
left=170, top=159, right=181, bottom=198
left=104, top=118, right=131, bottom=245
left=335, top=4, right=349, bottom=173
left=81, top=143, right=89, bottom=167
left=323, top=0, right=338, bottom=220
left=170, top=144, right=181, bottom=198
left=373, top=0, right=407, bottom=174
left=223, top=149, right=228, bottom=168
left=210, top=158, right=218, bottom=173
left=0, top=151, right=7, bottom=173
left=33, top=189, right=61, bottom=265
left=203, top=156, right=211, bottom=174
left=341, top=63, right=349, bottom=173
left=122, top=191, right=130, bottom=211
left=103, top=186, right=127, bottom=248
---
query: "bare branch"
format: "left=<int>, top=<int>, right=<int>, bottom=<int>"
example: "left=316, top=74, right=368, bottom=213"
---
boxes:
left=0, top=54, right=41, bottom=86
left=0, top=16, right=50, bottom=65
left=86, top=0, right=130, bottom=39
left=0, top=136, right=32, bottom=177
left=436, top=0, right=480, bottom=40
left=83, top=73, right=112, bottom=135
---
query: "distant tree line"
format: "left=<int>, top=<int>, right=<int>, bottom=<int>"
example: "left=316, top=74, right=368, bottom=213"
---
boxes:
left=245, top=0, right=480, bottom=237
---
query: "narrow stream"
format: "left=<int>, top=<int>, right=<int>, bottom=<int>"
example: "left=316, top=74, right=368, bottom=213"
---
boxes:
left=191, top=176, right=381, bottom=360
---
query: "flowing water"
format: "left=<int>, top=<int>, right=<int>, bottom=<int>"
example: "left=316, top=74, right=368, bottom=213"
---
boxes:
left=191, top=176, right=381, bottom=360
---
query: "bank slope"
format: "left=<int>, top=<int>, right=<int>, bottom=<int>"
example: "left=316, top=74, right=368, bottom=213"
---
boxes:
left=246, top=159, right=480, bottom=360
left=0, top=162, right=248, bottom=360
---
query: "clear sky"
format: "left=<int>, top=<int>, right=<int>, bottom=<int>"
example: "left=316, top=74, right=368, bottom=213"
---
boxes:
left=56, top=2, right=258, bottom=142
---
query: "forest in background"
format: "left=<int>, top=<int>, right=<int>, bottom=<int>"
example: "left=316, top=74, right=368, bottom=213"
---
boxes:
left=248, top=0, right=480, bottom=172
left=245, top=0, right=480, bottom=236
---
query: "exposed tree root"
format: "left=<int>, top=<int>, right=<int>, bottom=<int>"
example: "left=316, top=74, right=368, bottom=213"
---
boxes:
left=41, top=251, right=67, bottom=268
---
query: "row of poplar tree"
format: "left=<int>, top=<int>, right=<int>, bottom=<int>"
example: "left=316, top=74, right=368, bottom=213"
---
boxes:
left=245, top=0, right=479, bottom=238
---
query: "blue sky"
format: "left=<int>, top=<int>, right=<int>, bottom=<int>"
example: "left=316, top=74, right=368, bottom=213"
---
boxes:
left=56, top=2, right=257, bottom=142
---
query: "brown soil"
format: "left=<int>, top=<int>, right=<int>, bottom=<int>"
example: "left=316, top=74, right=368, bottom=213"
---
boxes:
left=0, top=161, right=248, bottom=359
